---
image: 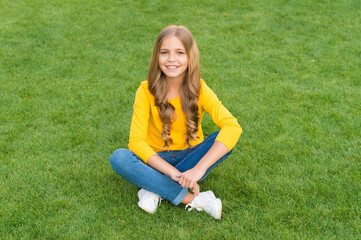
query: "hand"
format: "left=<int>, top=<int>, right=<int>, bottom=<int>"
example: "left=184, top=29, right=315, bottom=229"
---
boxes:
left=190, top=182, right=200, bottom=196
left=176, top=167, right=206, bottom=190
left=170, top=170, right=181, bottom=182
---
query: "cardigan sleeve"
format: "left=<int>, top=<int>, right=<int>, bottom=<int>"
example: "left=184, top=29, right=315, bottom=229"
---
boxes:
left=128, top=84, right=157, bottom=163
left=199, top=81, right=242, bottom=150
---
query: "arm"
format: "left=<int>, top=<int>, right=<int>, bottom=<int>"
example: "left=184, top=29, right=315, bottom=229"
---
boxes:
left=178, top=81, right=242, bottom=189
left=201, top=81, right=242, bottom=151
left=177, top=141, right=229, bottom=190
left=128, top=83, right=157, bottom=162
left=147, top=154, right=181, bottom=181
left=190, top=140, right=229, bottom=174
left=147, top=154, right=200, bottom=195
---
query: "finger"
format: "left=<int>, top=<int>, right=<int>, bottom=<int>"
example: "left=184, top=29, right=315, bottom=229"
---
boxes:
left=179, top=179, right=185, bottom=187
left=190, top=184, right=196, bottom=193
left=179, top=176, right=186, bottom=187
left=183, top=181, right=188, bottom=188
left=192, top=184, right=200, bottom=196
left=189, top=181, right=194, bottom=190
left=179, top=178, right=187, bottom=188
left=186, top=180, right=191, bottom=189
left=195, top=186, right=200, bottom=196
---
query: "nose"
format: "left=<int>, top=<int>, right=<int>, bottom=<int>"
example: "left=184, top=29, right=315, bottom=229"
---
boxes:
left=168, top=52, right=176, bottom=62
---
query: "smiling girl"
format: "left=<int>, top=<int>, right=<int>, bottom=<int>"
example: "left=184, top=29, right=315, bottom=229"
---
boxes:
left=110, top=25, right=242, bottom=219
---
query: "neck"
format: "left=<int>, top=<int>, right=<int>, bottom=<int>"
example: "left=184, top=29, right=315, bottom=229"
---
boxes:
left=166, top=76, right=184, bottom=100
left=167, top=77, right=183, bottom=89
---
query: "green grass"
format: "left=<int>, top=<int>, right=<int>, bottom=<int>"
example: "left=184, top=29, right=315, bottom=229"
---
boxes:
left=1, top=0, right=360, bottom=239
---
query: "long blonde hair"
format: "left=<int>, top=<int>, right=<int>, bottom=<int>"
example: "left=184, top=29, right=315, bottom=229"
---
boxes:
left=147, top=25, right=201, bottom=148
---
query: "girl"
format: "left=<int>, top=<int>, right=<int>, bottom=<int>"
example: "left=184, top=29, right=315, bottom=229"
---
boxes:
left=110, top=25, right=242, bottom=219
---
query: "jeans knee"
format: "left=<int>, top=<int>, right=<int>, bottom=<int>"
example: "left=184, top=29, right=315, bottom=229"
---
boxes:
left=110, top=148, right=129, bottom=171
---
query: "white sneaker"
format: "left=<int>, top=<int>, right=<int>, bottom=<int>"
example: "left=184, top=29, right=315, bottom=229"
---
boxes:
left=137, top=189, right=161, bottom=214
left=185, top=191, right=222, bottom=219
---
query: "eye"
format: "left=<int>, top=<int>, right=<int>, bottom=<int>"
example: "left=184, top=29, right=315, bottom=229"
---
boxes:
left=178, top=51, right=185, bottom=55
left=160, top=51, right=168, bottom=55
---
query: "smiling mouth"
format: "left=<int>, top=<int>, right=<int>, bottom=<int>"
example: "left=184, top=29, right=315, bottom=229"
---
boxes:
left=166, top=65, right=179, bottom=69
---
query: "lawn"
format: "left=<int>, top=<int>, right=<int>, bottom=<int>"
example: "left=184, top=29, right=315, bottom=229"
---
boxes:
left=1, top=0, right=360, bottom=239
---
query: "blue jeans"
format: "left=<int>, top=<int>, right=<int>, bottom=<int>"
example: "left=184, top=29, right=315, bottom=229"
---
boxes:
left=110, top=131, right=232, bottom=205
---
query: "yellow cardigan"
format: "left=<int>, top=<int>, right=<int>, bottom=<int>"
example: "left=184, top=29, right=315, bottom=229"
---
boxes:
left=128, top=80, right=242, bottom=163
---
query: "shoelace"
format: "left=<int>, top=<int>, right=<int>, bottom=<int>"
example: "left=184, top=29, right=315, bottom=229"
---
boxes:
left=185, top=196, right=215, bottom=212
left=185, top=198, right=202, bottom=211
left=185, top=203, right=193, bottom=211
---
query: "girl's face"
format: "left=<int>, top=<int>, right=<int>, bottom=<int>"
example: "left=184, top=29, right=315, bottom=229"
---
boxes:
left=159, top=36, right=188, bottom=82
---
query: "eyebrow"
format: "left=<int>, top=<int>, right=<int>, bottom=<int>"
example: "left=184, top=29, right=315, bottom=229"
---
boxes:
left=160, top=48, right=185, bottom=51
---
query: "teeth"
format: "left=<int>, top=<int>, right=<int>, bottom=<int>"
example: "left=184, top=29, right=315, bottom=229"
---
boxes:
left=167, top=66, right=177, bottom=69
